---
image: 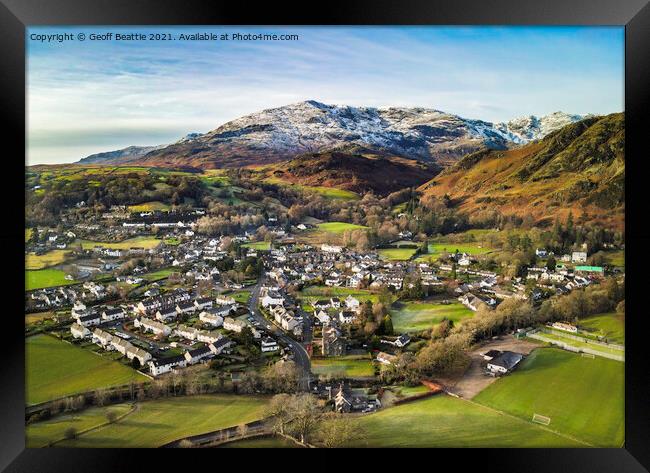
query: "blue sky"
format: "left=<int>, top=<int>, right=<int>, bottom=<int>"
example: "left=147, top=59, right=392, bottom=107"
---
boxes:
left=27, top=26, right=624, bottom=164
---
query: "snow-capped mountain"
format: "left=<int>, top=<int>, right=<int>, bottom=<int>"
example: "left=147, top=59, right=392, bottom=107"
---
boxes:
left=77, top=101, right=585, bottom=168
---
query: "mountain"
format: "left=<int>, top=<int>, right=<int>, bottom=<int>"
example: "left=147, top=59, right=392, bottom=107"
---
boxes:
left=418, top=113, right=624, bottom=229
left=263, top=152, right=439, bottom=196
left=76, top=101, right=584, bottom=169
left=77, top=144, right=167, bottom=164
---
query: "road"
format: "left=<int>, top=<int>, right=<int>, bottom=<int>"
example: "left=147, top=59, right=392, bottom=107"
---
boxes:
left=248, top=279, right=312, bottom=391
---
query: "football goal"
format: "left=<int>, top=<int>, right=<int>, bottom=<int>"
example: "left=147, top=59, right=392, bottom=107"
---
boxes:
left=581, top=353, right=596, bottom=359
left=532, top=413, right=551, bottom=425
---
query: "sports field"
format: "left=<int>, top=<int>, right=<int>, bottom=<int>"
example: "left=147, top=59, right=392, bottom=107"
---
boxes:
left=78, top=236, right=161, bottom=250
left=54, top=395, right=269, bottom=447
left=311, top=355, right=375, bottom=378
left=26, top=269, right=76, bottom=291
left=390, top=301, right=474, bottom=333
left=474, top=348, right=624, bottom=447
left=532, top=330, right=624, bottom=358
left=579, top=312, right=625, bottom=344
left=377, top=248, right=418, bottom=261
left=26, top=335, right=147, bottom=405
left=353, top=394, right=581, bottom=447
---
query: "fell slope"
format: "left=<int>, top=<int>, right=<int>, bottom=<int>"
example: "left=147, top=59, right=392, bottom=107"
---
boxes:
left=419, top=113, right=624, bottom=229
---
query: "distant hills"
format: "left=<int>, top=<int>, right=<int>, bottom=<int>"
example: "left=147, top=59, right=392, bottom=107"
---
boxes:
left=76, top=101, right=584, bottom=169
left=418, top=113, right=624, bottom=229
left=263, top=152, right=439, bottom=196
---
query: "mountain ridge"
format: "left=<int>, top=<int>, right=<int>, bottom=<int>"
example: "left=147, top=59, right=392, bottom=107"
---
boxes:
left=75, top=101, right=586, bottom=169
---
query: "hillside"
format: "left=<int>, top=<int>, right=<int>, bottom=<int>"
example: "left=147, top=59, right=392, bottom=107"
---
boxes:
left=75, top=101, right=583, bottom=169
left=263, top=152, right=438, bottom=196
left=418, top=113, right=624, bottom=229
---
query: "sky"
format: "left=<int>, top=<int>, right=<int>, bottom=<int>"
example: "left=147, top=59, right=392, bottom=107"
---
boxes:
left=27, top=26, right=624, bottom=164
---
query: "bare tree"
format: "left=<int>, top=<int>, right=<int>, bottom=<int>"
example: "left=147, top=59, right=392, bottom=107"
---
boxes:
left=316, top=413, right=365, bottom=448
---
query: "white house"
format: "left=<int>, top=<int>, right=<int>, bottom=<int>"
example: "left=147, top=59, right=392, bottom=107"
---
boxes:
left=175, top=324, right=199, bottom=340
left=102, top=307, right=127, bottom=322
left=92, top=328, right=113, bottom=347
left=135, top=317, right=171, bottom=336
left=199, top=311, right=224, bottom=327
left=571, top=251, right=588, bottom=263
left=338, top=310, right=357, bottom=324
left=345, top=295, right=360, bottom=311
left=148, top=356, right=187, bottom=376
left=314, top=309, right=330, bottom=325
left=155, top=308, right=178, bottom=322
left=223, top=317, right=247, bottom=333
left=261, top=291, right=285, bottom=308
left=261, top=337, right=279, bottom=353
left=197, top=330, right=222, bottom=344
left=70, top=322, right=90, bottom=339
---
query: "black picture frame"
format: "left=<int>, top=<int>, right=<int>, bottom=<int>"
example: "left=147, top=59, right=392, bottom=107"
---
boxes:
left=2, top=0, right=648, bottom=471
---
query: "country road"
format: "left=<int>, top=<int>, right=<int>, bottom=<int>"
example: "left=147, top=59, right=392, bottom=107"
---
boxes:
left=248, top=279, right=312, bottom=391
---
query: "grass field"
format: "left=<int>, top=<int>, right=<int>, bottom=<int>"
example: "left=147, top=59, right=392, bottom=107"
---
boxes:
left=264, top=178, right=359, bottom=200
left=127, top=201, right=171, bottom=212
left=141, top=267, right=177, bottom=282
left=230, top=291, right=252, bottom=304
left=25, top=228, right=33, bottom=242
left=390, top=301, right=474, bottom=333
left=377, top=248, right=418, bottom=261
left=26, top=335, right=147, bottom=405
left=603, top=250, right=625, bottom=267
left=534, top=331, right=625, bottom=357
left=415, top=242, right=494, bottom=262
left=26, top=404, right=133, bottom=447
left=579, top=312, right=625, bottom=344
left=353, top=394, right=581, bottom=447
left=299, top=286, right=381, bottom=312
left=241, top=241, right=271, bottom=250
left=78, top=236, right=161, bottom=250
left=54, top=395, right=269, bottom=448
left=316, top=222, right=368, bottom=234
left=219, top=435, right=302, bottom=448
left=26, top=269, right=76, bottom=291
left=311, top=355, right=375, bottom=378
left=26, top=250, right=72, bottom=270
left=474, top=348, right=624, bottom=447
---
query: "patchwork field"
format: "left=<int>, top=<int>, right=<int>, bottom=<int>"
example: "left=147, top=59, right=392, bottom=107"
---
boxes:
left=311, top=355, right=375, bottom=378
left=579, top=312, right=625, bottom=344
left=353, top=394, right=581, bottom=447
left=474, top=348, right=624, bottom=447
left=26, top=335, right=147, bottom=405
left=53, top=395, right=269, bottom=448
left=26, top=250, right=72, bottom=270
left=78, top=236, right=162, bottom=250
left=377, top=248, right=418, bottom=261
left=390, top=301, right=474, bottom=333
left=26, top=269, right=76, bottom=291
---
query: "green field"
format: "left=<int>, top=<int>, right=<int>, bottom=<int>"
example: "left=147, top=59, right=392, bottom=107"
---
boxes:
left=353, top=394, right=581, bottom=447
left=53, top=395, right=269, bottom=448
left=127, top=201, right=171, bottom=212
left=26, top=404, right=133, bottom=447
left=390, top=301, right=474, bottom=333
left=316, top=222, right=368, bottom=234
left=141, top=267, right=177, bottom=282
left=26, top=335, right=147, bottom=405
left=474, top=348, right=624, bottom=447
left=26, top=228, right=33, bottom=242
left=534, top=331, right=625, bottom=357
left=230, top=291, right=252, bottom=304
left=378, top=248, right=418, bottom=261
left=299, top=286, right=380, bottom=312
left=603, top=250, right=625, bottom=267
left=79, top=236, right=161, bottom=250
left=241, top=241, right=271, bottom=250
left=26, top=250, right=72, bottom=270
left=311, top=355, right=375, bottom=378
left=579, top=312, right=625, bottom=344
left=219, top=435, right=303, bottom=448
left=26, top=269, right=76, bottom=291
left=415, top=242, right=494, bottom=262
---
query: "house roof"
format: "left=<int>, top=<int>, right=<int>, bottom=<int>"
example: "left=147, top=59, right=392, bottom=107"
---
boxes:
left=489, top=351, right=523, bottom=370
